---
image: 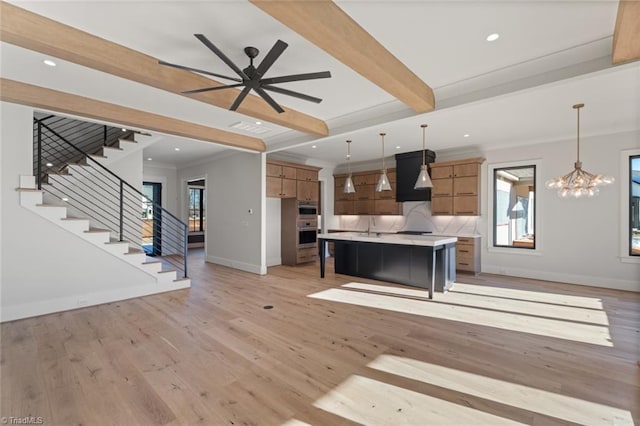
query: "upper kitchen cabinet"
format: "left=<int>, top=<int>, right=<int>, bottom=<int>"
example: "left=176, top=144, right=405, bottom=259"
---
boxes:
left=333, top=169, right=402, bottom=215
left=266, top=159, right=321, bottom=201
left=430, top=158, right=485, bottom=216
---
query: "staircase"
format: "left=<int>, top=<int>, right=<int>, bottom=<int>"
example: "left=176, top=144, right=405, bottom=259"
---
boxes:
left=19, top=114, right=191, bottom=295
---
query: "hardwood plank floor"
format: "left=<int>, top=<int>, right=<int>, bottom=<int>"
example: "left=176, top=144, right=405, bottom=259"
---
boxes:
left=1, top=249, right=638, bottom=425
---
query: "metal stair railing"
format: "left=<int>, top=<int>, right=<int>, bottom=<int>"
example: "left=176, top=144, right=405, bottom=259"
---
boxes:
left=33, top=117, right=188, bottom=278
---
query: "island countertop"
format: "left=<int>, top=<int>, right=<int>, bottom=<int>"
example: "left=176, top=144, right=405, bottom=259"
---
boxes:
left=317, top=232, right=457, bottom=247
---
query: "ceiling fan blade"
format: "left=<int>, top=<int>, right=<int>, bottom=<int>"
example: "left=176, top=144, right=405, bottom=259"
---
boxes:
left=256, top=39, right=288, bottom=77
left=260, top=71, right=331, bottom=85
left=255, top=87, right=285, bottom=113
left=194, top=34, right=249, bottom=80
left=182, top=83, right=245, bottom=94
left=229, top=86, right=252, bottom=111
left=262, top=85, right=322, bottom=103
left=158, top=60, right=242, bottom=82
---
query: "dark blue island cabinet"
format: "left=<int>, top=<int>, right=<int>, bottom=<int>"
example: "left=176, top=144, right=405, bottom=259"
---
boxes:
left=318, top=233, right=457, bottom=299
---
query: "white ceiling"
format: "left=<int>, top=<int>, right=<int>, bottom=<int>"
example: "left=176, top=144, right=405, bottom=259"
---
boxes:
left=2, top=0, right=638, bottom=168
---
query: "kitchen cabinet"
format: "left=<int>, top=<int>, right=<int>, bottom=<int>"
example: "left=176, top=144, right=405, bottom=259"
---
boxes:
left=266, top=160, right=321, bottom=200
left=430, top=158, right=484, bottom=216
left=333, top=169, right=402, bottom=216
left=297, top=180, right=319, bottom=202
left=455, top=236, right=481, bottom=274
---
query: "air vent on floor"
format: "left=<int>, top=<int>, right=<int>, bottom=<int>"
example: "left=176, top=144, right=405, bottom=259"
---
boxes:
left=229, top=121, right=273, bottom=135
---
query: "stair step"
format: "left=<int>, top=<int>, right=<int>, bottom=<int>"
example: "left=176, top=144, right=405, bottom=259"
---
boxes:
left=85, top=227, right=111, bottom=233
left=173, top=277, right=190, bottom=283
left=16, top=188, right=43, bottom=193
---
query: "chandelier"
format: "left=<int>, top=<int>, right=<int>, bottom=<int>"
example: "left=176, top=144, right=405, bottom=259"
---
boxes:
left=545, top=103, right=614, bottom=198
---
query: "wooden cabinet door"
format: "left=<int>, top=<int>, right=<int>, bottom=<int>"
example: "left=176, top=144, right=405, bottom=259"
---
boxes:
left=431, top=178, right=453, bottom=196
left=374, top=185, right=396, bottom=200
left=431, top=197, right=453, bottom=215
left=453, top=196, right=478, bottom=215
left=335, top=200, right=355, bottom=215
left=297, top=180, right=318, bottom=202
left=297, top=168, right=318, bottom=182
left=267, top=176, right=282, bottom=197
left=282, top=178, right=297, bottom=198
left=354, top=173, right=378, bottom=186
left=453, top=176, right=478, bottom=196
left=335, top=187, right=354, bottom=201
left=354, top=200, right=374, bottom=215
left=453, top=163, right=479, bottom=178
left=354, top=184, right=375, bottom=200
left=374, top=199, right=402, bottom=215
left=266, top=163, right=282, bottom=178
left=430, top=165, right=453, bottom=179
left=282, top=166, right=297, bottom=180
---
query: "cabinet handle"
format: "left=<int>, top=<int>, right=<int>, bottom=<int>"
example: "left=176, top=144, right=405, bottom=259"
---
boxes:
left=457, top=211, right=474, bottom=214
left=457, top=192, right=474, bottom=195
left=459, top=249, right=469, bottom=253
left=459, top=262, right=469, bottom=266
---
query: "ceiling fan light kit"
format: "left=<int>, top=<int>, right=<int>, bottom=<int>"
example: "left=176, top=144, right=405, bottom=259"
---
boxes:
left=414, top=124, right=433, bottom=189
left=159, top=34, right=331, bottom=113
left=376, top=132, right=392, bottom=192
left=545, top=103, right=614, bottom=198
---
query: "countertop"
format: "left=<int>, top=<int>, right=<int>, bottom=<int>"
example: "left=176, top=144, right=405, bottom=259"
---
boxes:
left=318, top=232, right=457, bottom=247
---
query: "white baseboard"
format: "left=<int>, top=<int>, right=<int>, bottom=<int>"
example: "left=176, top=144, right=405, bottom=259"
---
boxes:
left=1, top=280, right=190, bottom=323
left=482, top=264, right=640, bottom=292
left=206, top=255, right=266, bottom=275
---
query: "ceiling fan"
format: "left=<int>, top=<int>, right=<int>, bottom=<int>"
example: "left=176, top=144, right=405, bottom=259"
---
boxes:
left=159, top=34, right=331, bottom=114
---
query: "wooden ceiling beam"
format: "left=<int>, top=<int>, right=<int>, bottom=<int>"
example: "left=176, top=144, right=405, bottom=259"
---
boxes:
left=612, top=0, right=640, bottom=64
left=250, top=0, right=435, bottom=113
left=0, top=1, right=328, bottom=136
left=0, top=78, right=266, bottom=152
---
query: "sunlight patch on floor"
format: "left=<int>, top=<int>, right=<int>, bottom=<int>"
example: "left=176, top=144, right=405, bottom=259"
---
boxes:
left=342, top=282, right=610, bottom=326
left=450, top=282, right=604, bottom=309
left=308, top=287, right=613, bottom=346
left=312, top=374, right=524, bottom=425
left=367, top=355, right=634, bottom=426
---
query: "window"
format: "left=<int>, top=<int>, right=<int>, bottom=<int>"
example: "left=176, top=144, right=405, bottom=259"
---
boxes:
left=493, top=165, right=536, bottom=249
left=188, top=187, right=205, bottom=233
left=630, top=155, right=640, bottom=256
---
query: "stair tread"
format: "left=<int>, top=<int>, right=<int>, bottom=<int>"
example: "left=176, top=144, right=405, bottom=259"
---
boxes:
left=16, top=188, right=42, bottom=192
left=142, top=260, right=162, bottom=265
left=126, top=247, right=144, bottom=254
left=84, top=227, right=111, bottom=233
left=61, top=217, right=88, bottom=221
left=102, top=146, right=124, bottom=151
left=173, top=277, right=190, bottom=283
left=36, top=203, right=66, bottom=208
left=105, top=240, right=129, bottom=245
left=157, top=269, right=177, bottom=274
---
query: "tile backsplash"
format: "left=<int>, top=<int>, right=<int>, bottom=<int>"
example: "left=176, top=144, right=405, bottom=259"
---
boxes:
left=337, top=201, right=480, bottom=236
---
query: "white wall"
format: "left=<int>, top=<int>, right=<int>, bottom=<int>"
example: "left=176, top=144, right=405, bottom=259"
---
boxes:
left=479, top=130, right=640, bottom=292
left=266, top=197, right=281, bottom=266
left=177, top=151, right=264, bottom=274
left=0, top=102, right=162, bottom=322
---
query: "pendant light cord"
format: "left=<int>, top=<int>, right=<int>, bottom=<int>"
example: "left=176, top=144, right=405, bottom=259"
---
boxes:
left=380, top=133, right=386, bottom=171
left=573, top=103, right=584, bottom=165
left=421, top=124, right=428, bottom=166
left=347, top=140, right=352, bottom=174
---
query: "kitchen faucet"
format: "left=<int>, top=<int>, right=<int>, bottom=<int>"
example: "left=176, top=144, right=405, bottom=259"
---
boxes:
left=367, top=216, right=376, bottom=235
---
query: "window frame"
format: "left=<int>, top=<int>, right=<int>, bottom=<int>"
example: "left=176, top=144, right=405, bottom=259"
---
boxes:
left=487, top=159, right=541, bottom=255
left=188, top=186, right=205, bottom=233
left=620, top=149, right=640, bottom=263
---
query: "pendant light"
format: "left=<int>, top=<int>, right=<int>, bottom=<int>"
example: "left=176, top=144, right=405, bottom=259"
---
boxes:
left=545, top=103, right=614, bottom=198
left=414, top=124, right=433, bottom=189
left=343, top=140, right=356, bottom=193
left=376, top=132, right=392, bottom=192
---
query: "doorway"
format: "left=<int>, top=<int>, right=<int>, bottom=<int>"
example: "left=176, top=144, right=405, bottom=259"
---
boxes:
left=187, top=178, right=206, bottom=248
left=142, top=181, right=162, bottom=256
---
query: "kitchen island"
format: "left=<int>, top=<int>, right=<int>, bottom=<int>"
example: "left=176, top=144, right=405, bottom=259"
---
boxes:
left=317, top=232, right=457, bottom=299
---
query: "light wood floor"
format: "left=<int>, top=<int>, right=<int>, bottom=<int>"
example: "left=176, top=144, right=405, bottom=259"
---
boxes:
left=1, top=249, right=639, bottom=425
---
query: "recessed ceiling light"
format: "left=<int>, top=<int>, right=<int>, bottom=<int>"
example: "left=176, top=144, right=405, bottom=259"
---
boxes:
left=395, top=145, right=401, bottom=149
left=43, top=59, right=56, bottom=67
left=62, top=197, right=69, bottom=202
left=122, top=128, right=127, bottom=132
left=45, top=162, right=53, bottom=167
left=486, top=33, right=500, bottom=42
left=255, top=121, right=262, bottom=125
left=463, top=134, right=470, bottom=138
left=147, top=157, right=152, bottom=161
left=312, top=145, right=317, bottom=149
left=174, top=147, right=180, bottom=151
